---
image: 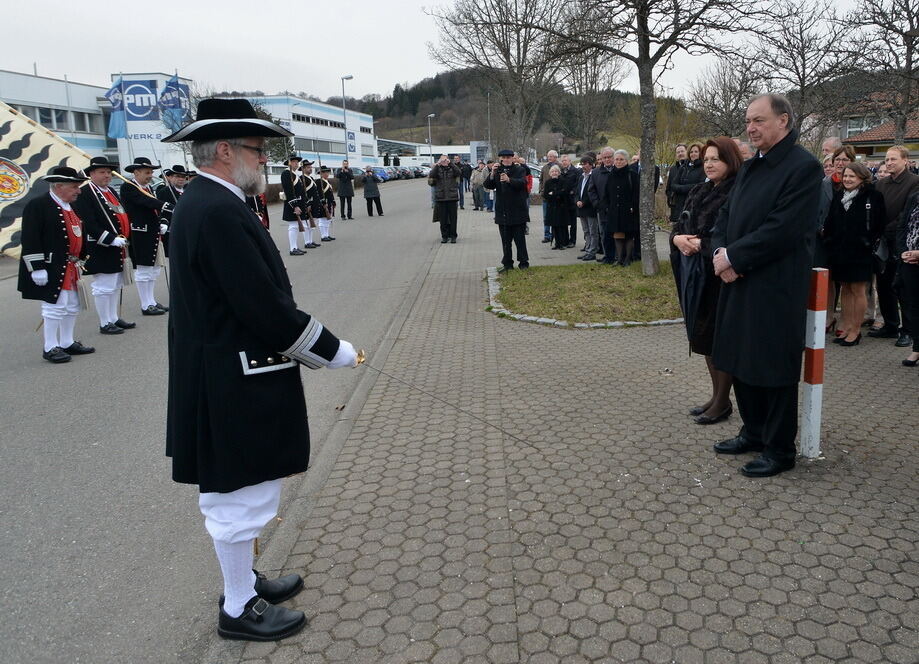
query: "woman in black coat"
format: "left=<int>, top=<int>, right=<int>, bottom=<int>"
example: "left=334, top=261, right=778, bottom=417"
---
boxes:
left=897, top=191, right=919, bottom=366
left=604, top=150, right=640, bottom=266
left=543, top=165, right=570, bottom=248
left=670, top=137, right=743, bottom=424
left=667, top=143, right=705, bottom=224
left=823, top=161, right=886, bottom=346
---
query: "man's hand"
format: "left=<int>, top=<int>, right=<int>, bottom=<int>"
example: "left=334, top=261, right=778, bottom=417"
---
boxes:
left=902, top=250, right=919, bottom=264
left=576, top=200, right=583, bottom=208
left=719, top=267, right=741, bottom=283
left=111, top=237, right=127, bottom=248
left=713, top=248, right=731, bottom=276
left=159, top=223, right=168, bottom=235
left=294, top=207, right=302, bottom=216
left=674, top=235, right=701, bottom=256
left=328, top=340, right=358, bottom=368
left=491, top=162, right=500, bottom=172
left=31, top=269, right=48, bottom=286
left=500, top=172, right=510, bottom=183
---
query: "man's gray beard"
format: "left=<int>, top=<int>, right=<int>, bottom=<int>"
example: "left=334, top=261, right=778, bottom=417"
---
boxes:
left=232, top=160, right=266, bottom=196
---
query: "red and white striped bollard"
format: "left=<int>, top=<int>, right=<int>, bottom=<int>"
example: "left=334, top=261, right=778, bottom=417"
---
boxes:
left=801, top=267, right=829, bottom=458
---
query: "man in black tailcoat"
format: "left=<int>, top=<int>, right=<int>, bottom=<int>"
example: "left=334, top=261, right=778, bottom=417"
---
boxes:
left=484, top=149, right=530, bottom=271
left=156, top=164, right=189, bottom=259
left=121, top=157, right=168, bottom=315
left=73, top=156, right=134, bottom=335
left=161, top=98, right=358, bottom=642
left=280, top=154, right=306, bottom=255
left=711, top=94, right=823, bottom=478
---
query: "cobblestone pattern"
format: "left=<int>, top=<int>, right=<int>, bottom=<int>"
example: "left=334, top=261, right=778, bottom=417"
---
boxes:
left=221, top=210, right=918, bottom=663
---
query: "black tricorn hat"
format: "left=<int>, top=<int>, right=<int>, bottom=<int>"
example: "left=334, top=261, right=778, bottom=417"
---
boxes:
left=163, top=164, right=189, bottom=176
left=283, top=154, right=302, bottom=165
left=42, top=166, right=90, bottom=183
left=161, top=98, right=293, bottom=143
left=319, top=165, right=332, bottom=173
left=124, top=157, right=161, bottom=172
left=85, top=156, right=119, bottom=173
left=298, top=160, right=315, bottom=169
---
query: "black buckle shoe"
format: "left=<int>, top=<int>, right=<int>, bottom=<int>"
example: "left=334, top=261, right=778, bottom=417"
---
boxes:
left=154, top=302, right=169, bottom=312
left=867, top=325, right=897, bottom=338
left=713, top=436, right=763, bottom=455
left=142, top=305, right=166, bottom=316
left=100, top=323, right=125, bottom=335
left=114, top=318, right=136, bottom=329
left=289, top=249, right=305, bottom=256
left=63, top=341, right=95, bottom=355
left=740, top=455, right=795, bottom=478
left=220, top=570, right=304, bottom=606
left=217, top=597, right=307, bottom=642
left=694, top=405, right=733, bottom=425
left=42, top=347, right=71, bottom=363
left=895, top=333, right=912, bottom=347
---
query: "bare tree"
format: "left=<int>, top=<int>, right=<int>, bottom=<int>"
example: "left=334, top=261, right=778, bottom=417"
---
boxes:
left=427, top=0, right=567, bottom=155
left=552, top=50, right=628, bottom=150
left=491, top=0, right=768, bottom=275
left=842, top=0, right=919, bottom=143
left=687, top=55, right=765, bottom=137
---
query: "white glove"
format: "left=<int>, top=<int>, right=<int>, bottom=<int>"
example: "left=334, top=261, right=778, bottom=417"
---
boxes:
left=31, top=269, right=48, bottom=286
left=328, top=340, right=358, bottom=369
left=111, top=237, right=127, bottom=248
left=159, top=224, right=169, bottom=234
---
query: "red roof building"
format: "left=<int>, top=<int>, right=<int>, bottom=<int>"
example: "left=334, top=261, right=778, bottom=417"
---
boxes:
left=843, top=115, right=919, bottom=159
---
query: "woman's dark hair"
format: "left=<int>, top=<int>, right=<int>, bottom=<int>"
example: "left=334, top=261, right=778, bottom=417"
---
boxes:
left=844, top=162, right=872, bottom=185
left=688, top=143, right=704, bottom=161
left=703, top=137, right=743, bottom=180
left=580, top=155, right=595, bottom=166
left=832, top=145, right=856, bottom=162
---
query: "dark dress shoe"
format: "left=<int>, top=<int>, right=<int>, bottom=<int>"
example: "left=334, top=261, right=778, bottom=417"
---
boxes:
left=837, top=333, right=861, bottom=347
left=497, top=265, right=514, bottom=273
left=441, top=238, right=449, bottom=243
left=740, top=455, right=795, bottom=478
left=217, top=597, right=306, bottom=642
left=449, top=237, right=456, bottom=243
left=541, top=238, right=551, bottom=243
left=100, top=323, right=125, bottom=335
left=114, top=318, right=136, bottom=329
left=895, top=333, right=912, bottom=347
left=63, top=341, right=95, bottom=355
left=566, top=242, right=575, bottom=248
left=289, top=249, right=305, bottom=255
left=154, top=302, right=169, bottom=312
left=327, top=236, right=336, bottom=241
left=519, top=264, right=529, bottom=269
left=831, top=336, right=845, bottom=344
left=348, top=216, right=353, bottom=220
left=689, top=406, right=707, bottom=416
left=867, top=325, right=897, bottom=338
left=42, top=347, right=71, bottom=363
left=713, top=436, right=763, bottom=455
left=694, top=405, right=733, bottom=425
left=305, top=243, right=319, bottom=249
left=142, top=305, right=166, bottom=316
left=220, top=571, right=304, bottom=606
left=903, top=357, right=919, bottom=367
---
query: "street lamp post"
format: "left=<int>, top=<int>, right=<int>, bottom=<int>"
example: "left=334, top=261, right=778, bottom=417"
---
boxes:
left=427, top=113, right=435, bottom=165
left=341, top=74, right=353, bottom=165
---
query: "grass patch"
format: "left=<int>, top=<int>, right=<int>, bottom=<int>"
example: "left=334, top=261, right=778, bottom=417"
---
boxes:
left=497, top=261, right=681, bottom=323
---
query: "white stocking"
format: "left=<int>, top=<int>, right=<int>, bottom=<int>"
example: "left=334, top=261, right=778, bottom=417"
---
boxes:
left=287, top=223, right=299, bottom=251
left=42, top=318, right=61, bottom=352
left=94, top=295, right=110, bottom=326
left=212, top=540, right=257, bottom=618
left=59, top=315, right=76, bottom=348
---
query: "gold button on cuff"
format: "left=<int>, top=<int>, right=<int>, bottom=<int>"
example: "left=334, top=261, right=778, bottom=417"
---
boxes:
left=249, top=360, right=258, bottom=367
left=267, top=357, right=275, bottom=364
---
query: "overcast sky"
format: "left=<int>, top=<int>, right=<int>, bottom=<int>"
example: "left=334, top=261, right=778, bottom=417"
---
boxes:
left=8, top=0, right=858, bottom=104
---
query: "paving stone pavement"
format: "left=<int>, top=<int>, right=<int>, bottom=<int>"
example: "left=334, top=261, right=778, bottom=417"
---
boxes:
left=211, top=210, right=919, bottom=664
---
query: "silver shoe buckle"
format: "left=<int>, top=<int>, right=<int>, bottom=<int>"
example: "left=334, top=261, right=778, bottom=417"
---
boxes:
left=251, top=598, right=270, bottom=618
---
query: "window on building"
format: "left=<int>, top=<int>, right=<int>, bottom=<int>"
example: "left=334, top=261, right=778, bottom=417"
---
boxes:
left=11, top=104, right=38, bottom=121
left=270, top=166, right=287, bottom=175
left=73, top=112, right=89, bottom=133
left=87, top=113, right=103, bottom=133
left=53, top=109, right=70, bottom=130
left=292, top=113, right=308, bottom=123
left=294, top=137, right=313, bottom=151
left=846, top=116, right=882, bottom=138
left=329, top=141, right=345, bottom=154
left=38, top=107, right=53, bottom=127
left=360, top=126, right=373, bottom=134
left=361, top=144, right=375, bottom=156
left=314, top=140, right=331, bottom=153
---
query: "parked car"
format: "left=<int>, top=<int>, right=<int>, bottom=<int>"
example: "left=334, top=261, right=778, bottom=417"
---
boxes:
left=371, top=166, right=389, bottom=181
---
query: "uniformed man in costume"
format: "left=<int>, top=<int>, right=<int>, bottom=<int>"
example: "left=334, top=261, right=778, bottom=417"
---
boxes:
left=162, top=98, right=358, bottom=641
left=280, top=154, right=306, bottom=255
left=121, top=157, right=169, bottom=315
left=156, top=164, right=189, bottom=258
left=72, top=156, right=134, bottom=335
left=246, top=192, right=270, bottom=229
left=299, top=160, right=322, bottom=248
left=317, top=165, right=336, bottom=242
left=18, top=166, right=96, bottom=363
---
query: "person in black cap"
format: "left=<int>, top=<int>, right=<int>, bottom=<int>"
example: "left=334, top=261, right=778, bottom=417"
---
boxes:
left=72, top=156, right=135, bottom=335
left=317, top=166, right=336, bottom=241
left=337, top=160, right=354, bottom=220
left=280, top=155, right=306, bottom=255
left=121, top=157, right=169, bottom=315
left=428, top=154, right=461, bottom=242
left=484, top=150, right=530, bottom=271
left=18, top=167, right=96, bottom=362
left=161, top=97, right=358, bottom=642
left=156, top=165, right=189, bottom=259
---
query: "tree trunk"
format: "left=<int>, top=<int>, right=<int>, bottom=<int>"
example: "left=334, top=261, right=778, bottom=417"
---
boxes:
left=637, top=61, right=660, bottom=276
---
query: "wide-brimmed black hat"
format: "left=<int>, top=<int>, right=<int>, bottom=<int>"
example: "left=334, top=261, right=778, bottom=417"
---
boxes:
left=498, top=149, right=515, bottom=157
left=85, top=156, right=119, bottom=173
left=124, top=157, right=161, bottom=172
left=283, top=154, right=301, bottom=165
left=319, top=165, right=331, bottom=173
left=43, top=166, right=90, bottom=183
left=161, top=98, right=293, bottom=143
left=163, top=164, right=190, bottom=176
left=298, top=160, right=315, bottom=170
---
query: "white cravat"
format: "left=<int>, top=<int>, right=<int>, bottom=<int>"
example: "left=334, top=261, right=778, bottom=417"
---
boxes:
left=49, top=190, right=72, bottom=211
left=197, top=171, right=245, bottom=202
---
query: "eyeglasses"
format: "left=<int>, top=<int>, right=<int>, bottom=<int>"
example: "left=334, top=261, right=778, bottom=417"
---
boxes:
left=237, top=144, right=267, bottom=158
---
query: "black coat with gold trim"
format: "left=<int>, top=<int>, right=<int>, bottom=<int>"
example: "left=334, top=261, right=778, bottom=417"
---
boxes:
left=120, top=180, right=165, bottom=267
left=17, top=194, right=87, bottom=303
left=72, top=184, right=126, bottom=275
left=280, top=169, right=305, bottom=222
left=166, top=175, right=342, bottom=493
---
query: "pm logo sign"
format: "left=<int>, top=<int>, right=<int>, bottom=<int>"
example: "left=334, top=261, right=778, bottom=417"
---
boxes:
left=124, top=80, right=160, bottom=120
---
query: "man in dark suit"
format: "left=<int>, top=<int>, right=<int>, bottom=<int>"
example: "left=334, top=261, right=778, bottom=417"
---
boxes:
left=711, top=94, right=823, bottom=477
left=121, top=157, right=168, bottom=315
left=484, top=149, right=530, bottom=271
left=575, top=155, right=599, bottom=261
left=162, top=98, right=358, bottom=641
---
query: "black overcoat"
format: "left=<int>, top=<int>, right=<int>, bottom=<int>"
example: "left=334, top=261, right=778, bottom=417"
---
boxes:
left=336, top=168, right=354, bottom=197
left=156, top=183, right=182, bottom=258
left=711, top=130, right=823, bottom=387
left=586, top=165, right=612, bottom=222
left=542, top=177, right=570, bottom=226
left=120, top=180, right=165, bottom=267
left=302, top=178, right=325, bottom=218
left=575, top=172, right=596, bottom=217
left=18, top=194, right=87, bottom=303
left=72, top=184, right=126, bottom=275
left=823, top=185, right=886, bottom=282
left=604, top=166, right=639, bottom=235
left=166, top=175, right=341, bottom=493
left=280, top=169, right=305, bottom=222
left=483, top=163, right=528, bottom=226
